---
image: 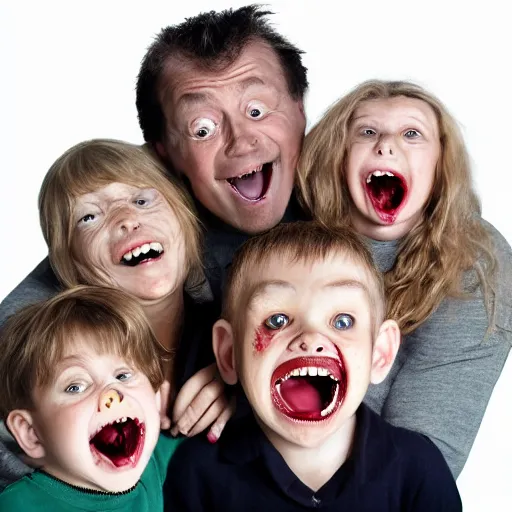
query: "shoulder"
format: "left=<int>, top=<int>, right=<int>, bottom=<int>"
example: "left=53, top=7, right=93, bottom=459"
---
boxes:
left=0, top=475, right=42, bottom=508
left=0, top=258, right=60, bottom=327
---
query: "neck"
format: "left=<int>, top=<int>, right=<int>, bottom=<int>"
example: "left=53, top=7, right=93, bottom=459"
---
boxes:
left=141, top=290, right=185, bottom=379
left=265, top=415, right=356, bottom=492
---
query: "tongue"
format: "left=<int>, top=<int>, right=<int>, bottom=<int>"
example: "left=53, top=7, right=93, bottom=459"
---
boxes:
left=232, top=171, right=265, bottom=200
left=280, top=378, right=323, bottom=413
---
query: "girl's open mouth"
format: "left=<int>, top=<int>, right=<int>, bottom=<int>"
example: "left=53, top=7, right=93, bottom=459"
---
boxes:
left=365, top=170, right=408, bottom=223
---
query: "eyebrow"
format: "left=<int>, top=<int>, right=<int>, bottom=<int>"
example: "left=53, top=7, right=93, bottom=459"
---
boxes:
left=351, top=114, right=431, bottom=130
left=246, top=278, right=370, bottom=307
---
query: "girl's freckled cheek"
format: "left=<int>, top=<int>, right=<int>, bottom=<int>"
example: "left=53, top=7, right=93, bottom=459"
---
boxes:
left=253, top=327, right=275, bottom=353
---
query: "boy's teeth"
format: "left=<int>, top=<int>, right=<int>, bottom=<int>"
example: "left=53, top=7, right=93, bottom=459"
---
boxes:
left=308, top=367, right=318, bottom=377
left=318, top=368, right=328, bottom=377
left=280, top=366, right=339, bottom=381
left=299, top=367, right=308, bottom=376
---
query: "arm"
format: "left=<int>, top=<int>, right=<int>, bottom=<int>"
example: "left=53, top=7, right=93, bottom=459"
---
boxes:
left=0, top=257, right=60, bottom=327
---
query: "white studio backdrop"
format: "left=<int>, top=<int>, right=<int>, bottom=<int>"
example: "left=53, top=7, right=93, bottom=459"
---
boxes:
left=1, top=0, right=510, bottom=509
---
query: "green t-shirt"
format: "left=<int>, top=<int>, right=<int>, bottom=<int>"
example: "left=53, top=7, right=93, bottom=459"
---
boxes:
left=0, top=434, right=182, bottom=511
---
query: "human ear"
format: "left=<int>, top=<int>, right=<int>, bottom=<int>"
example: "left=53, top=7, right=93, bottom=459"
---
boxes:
left=6, top=410, right=46, bottom=460
left=370, top=320, right=401, bottom=384
left=212, top=319, right=238, bottom=385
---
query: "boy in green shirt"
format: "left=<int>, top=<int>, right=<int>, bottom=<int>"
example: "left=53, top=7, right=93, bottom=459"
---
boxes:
left=0, top=285, right=181, bottom=511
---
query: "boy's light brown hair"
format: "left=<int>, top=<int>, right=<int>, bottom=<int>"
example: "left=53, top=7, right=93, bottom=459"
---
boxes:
left=0, top=286, right=166, bottom=420
left=38, top=139, right=202, bottom=289
left=222, top=221, right=386, bottom=337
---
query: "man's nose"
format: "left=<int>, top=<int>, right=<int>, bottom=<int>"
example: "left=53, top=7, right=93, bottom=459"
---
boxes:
left=225, top=119, right=259, bottom=158
left=287, top=332, right=337, bottom=355
left=99, top=388, right=124, bottom=412
left=375, top=133, right=396, bottom=157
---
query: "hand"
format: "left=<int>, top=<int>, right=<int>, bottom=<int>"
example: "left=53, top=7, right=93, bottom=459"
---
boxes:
left=170, top=363, right=234, bottom=442
left=159, top=380, right=172, bottom=430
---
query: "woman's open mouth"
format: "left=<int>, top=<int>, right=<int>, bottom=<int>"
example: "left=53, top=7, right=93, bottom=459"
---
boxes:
left=120, top=242, right=164, bottom=267
left=227, top=162, right=273, bottom=202
left=365, top=170, right=408, bottom=223
left=271, top=356, right=347, bottom=422
left=90, top=417, right=145, bottom=468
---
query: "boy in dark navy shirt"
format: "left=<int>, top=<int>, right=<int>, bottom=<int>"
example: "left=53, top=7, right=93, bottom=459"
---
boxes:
left=164, top=222, right=462, bottom=511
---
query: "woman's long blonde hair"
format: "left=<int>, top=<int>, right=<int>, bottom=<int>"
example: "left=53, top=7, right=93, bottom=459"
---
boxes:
left=297, top=80, right=496, bottom=334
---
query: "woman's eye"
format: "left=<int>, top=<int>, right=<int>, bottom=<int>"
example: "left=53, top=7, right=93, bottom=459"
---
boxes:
left=404, top=129, right=420, bottom=138
left=134, top=198, right=148, bottom=207
left=192, top=118, right=217, bottom=140
left=65, top=383, right=86, bottom=394
left=246, top=102, right=269, bottom=120
left=332, top=313, right=354, bottom=330
left=116, top=372, right=132, bottom=382
left=362, top=128, right=377, bottom=136
left=79, top=214, right=96, bottom=224
left=265, top=313, right=289, bottom=330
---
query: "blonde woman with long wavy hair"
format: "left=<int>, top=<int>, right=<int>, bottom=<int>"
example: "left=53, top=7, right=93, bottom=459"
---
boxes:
left=297, top=80, right=512, bottom=477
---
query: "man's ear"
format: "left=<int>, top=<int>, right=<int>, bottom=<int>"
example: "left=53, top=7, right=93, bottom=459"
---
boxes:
left=370, top=320, right=401, bottom=384
left=155, top=142, right=168, bottom=163
left=212, top=319, right=238, bottom=385
left=6, top=410, right=46, bottom=460
left=297, top=98, right=305, bottom=117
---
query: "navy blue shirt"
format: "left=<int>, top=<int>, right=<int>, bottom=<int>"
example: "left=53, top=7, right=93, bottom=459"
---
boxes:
left=164, top=404, right=461, bottom=511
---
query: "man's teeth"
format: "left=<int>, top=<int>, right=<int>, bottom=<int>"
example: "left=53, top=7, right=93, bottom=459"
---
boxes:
left=366, top=170, right=395, bottom=183
left=278, top=366, right=339, bottom=382
left=122, top=242, right=163, bottom=262
left=235, top=165, right=263, bottom=180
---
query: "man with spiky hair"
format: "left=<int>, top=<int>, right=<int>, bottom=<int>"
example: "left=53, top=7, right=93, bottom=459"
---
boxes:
left=0, top=5, right=308, bottom=487
left=1, top=5, right=308, bottom=323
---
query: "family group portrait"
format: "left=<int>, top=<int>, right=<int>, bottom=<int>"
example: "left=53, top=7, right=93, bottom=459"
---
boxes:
left=1, top=0, right=511, bottom=510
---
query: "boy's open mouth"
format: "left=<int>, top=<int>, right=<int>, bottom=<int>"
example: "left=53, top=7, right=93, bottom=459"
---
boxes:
left=227, top=162, right=273, bottom=201
left=90, top=417, right=145, bottom=468
left=271, top=356, right=347, bottom=422
left=120, top=242, right=164, bottom=267
left=365, top=170, right=408, bottom=223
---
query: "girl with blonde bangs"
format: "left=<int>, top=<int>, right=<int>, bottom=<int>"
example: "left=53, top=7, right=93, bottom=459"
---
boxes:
left=297, top=80, right=512, bottom=477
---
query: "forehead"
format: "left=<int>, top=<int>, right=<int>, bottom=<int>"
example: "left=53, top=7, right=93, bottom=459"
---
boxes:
left=75, top=182, right=141, bottom=202
left=160, top=40, right=290, bottom=111
left=353, top=96, right=439, bottom=130
left=245, top=252, right=376, bottom=305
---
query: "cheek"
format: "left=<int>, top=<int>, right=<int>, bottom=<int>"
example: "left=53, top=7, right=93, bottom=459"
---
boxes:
left=253, top=326, right=277, bottom=353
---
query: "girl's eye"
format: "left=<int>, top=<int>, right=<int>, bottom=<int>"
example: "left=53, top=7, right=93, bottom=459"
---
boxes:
left=192, top=118, right=217, bottom=140
left=362, top=128, right=377, bottom=136
left=246, top=102, right=269, bottom=120
left=265, top=313, right=289, bottom=330
left=65, top=383, right=86, bottom=394
left=116, top=372, right=132, bottom=382
left=404, top=129, right=420, bottom=138
left=332, top=313, right=354, bottom=331
left=134, top=198, right=148, bottom=207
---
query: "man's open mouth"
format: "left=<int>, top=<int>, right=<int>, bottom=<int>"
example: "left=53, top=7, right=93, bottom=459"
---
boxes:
left=271, top=356, right=347, bottom=422
left=365, top=170, right=408, bottom=223
left=227, top=162, right=273, bottom=201
left=90, top=417, right=145, bottom=468
left=120, top=242, right=164, bottom=267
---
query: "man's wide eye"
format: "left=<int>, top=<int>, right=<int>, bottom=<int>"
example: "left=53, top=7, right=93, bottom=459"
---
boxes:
left=192, top=118, right=217, bottom=140
left=246, top=102, right=269, bottom=120
left=332, top=313, right=354, bottom=330
left=265, top=313, right=289, bottom=330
